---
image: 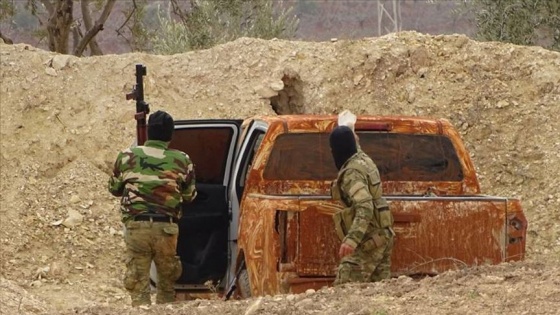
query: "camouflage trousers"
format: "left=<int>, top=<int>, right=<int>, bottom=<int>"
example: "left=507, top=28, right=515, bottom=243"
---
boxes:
left=123, top=220, right=182, bottom=306
left=334, top=229, right=394, bottom=285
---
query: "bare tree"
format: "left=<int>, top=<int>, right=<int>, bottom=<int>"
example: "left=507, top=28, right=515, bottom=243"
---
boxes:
left=73, top=0, right=116, bottom=56
left=44, top=0, right=73, bottom=53
left=115, top=0, right=152, bottom=52
left=7, top=0, right=117, bottom=56
left=79, top=0, right=102, bottom=55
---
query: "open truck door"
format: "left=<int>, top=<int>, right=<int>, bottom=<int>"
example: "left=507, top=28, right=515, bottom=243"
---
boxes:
left=149, top=120, right=242, bottom=293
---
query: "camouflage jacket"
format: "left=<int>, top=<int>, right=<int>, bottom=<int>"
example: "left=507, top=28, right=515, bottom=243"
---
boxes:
left=334, top=151, right=391, bottom=249
left=108, top=140, right=197, bottom=222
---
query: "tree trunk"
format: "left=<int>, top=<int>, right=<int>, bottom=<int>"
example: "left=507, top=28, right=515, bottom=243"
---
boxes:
left=80, top=0, right=103, bottom=55
left=73, top=0, right=117, bottom=56
left=0, top=30, right=14, bottom=44
left=46, top=0, right=74, bottom=54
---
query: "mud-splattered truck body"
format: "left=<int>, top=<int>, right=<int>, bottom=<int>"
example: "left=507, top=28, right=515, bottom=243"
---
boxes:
left=150, top=115, right=527, bottom=298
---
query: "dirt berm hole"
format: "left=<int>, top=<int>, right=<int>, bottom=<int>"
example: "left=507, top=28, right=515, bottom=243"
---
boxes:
left=270, top=71, right=305, bottom=114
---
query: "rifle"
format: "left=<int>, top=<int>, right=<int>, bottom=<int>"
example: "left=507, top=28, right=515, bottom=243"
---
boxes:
left=223, top=260, right=246, bottom=301
left=125, top=64, right=150, bottom=145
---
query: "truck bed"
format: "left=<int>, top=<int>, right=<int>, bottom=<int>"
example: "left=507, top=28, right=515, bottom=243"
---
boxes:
left=277, top=194, right=527, bottom=278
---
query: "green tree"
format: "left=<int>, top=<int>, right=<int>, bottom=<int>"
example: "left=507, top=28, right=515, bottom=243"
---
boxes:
left=115, top=0, right=155, bottom=52
left=0, top=0, right=15, bottom=43
left=0, top=0, right=15, bottom=21
left=150, top=0, right=299, bottom=54
left=466, top=0, right=559, bottom=51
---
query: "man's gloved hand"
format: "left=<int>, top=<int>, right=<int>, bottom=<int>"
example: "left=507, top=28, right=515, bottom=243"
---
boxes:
left=339, top=243, right=355, bottom=258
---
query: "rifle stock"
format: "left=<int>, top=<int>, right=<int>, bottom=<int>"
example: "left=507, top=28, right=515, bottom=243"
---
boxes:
left=126, top=64, right=150, bottom=145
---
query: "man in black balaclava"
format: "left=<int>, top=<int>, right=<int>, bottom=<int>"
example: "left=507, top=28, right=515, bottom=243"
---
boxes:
left=329, top=126, right=358, bottom=170
left=329, top=125, right=394, bottom=286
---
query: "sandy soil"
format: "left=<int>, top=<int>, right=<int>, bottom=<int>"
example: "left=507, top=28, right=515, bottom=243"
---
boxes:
left=1, top=31, right=559, bottom=314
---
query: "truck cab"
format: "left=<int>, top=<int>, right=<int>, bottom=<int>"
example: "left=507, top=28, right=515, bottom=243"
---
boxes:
left=150, top=115, right=527, bottom=298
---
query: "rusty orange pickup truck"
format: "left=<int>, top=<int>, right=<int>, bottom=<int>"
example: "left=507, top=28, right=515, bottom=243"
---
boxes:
left=147, top=114, right=527, bottom=299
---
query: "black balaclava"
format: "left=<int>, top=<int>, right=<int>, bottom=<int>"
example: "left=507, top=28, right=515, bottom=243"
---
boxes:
left=147, top=110, right=174, bottom=142
left=329, top=125, right=358, bottom=170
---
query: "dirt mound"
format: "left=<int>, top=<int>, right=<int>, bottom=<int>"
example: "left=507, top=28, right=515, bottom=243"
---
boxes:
left=1, top=31, right=559, bottom=314
left=0, top=277, right=52, bottom=314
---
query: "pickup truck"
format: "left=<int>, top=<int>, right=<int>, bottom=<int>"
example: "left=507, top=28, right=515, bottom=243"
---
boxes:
left=147, top=114, right=527, bottom=299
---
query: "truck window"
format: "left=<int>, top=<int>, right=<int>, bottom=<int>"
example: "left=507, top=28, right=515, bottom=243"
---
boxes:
left=264, top=133, right=335, bottom=180
left=263, top=132, right=463, bottom=182
left=360, top=133, right=464, bottom=182
left=170, top=127, right=234, bottom=185
left=236, top=131, right=265, bottom=200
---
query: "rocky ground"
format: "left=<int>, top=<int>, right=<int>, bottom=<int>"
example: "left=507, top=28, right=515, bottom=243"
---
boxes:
left=1, top=31, right=559, bottom=314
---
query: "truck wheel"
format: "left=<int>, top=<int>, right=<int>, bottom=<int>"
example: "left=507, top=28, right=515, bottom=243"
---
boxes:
left=237, top=268, right=252, bottom=299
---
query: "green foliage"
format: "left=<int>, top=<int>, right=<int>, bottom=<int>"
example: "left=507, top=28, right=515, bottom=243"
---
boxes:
left=544, top=1, right=560, bottom=50
left=24, top=0, right=43, bottom=17
left=150, top=0, right=299, bottom=55
left=467, top=0, right=560, bottom=51
left=248, top=1, right=299, bottom=39
left=151, top=8, right=190, bottom=54
left=92, top=0, right=106, bottom=11
left=0, top=0, right=16, bottom=21
left=119, top=0, right=153, bottom=52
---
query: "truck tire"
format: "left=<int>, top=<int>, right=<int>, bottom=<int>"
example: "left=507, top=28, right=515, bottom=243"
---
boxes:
left=237, top=268, right=252, bottom=299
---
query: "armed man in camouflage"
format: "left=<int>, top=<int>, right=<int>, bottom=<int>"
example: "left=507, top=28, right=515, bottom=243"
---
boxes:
left=329, top=125, right=394, bottom=285
left=108, top=110, right=196, bottom=306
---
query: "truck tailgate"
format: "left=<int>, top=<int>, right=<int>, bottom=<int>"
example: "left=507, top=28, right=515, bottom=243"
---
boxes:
left=295, top=196, right=526, bottom=277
